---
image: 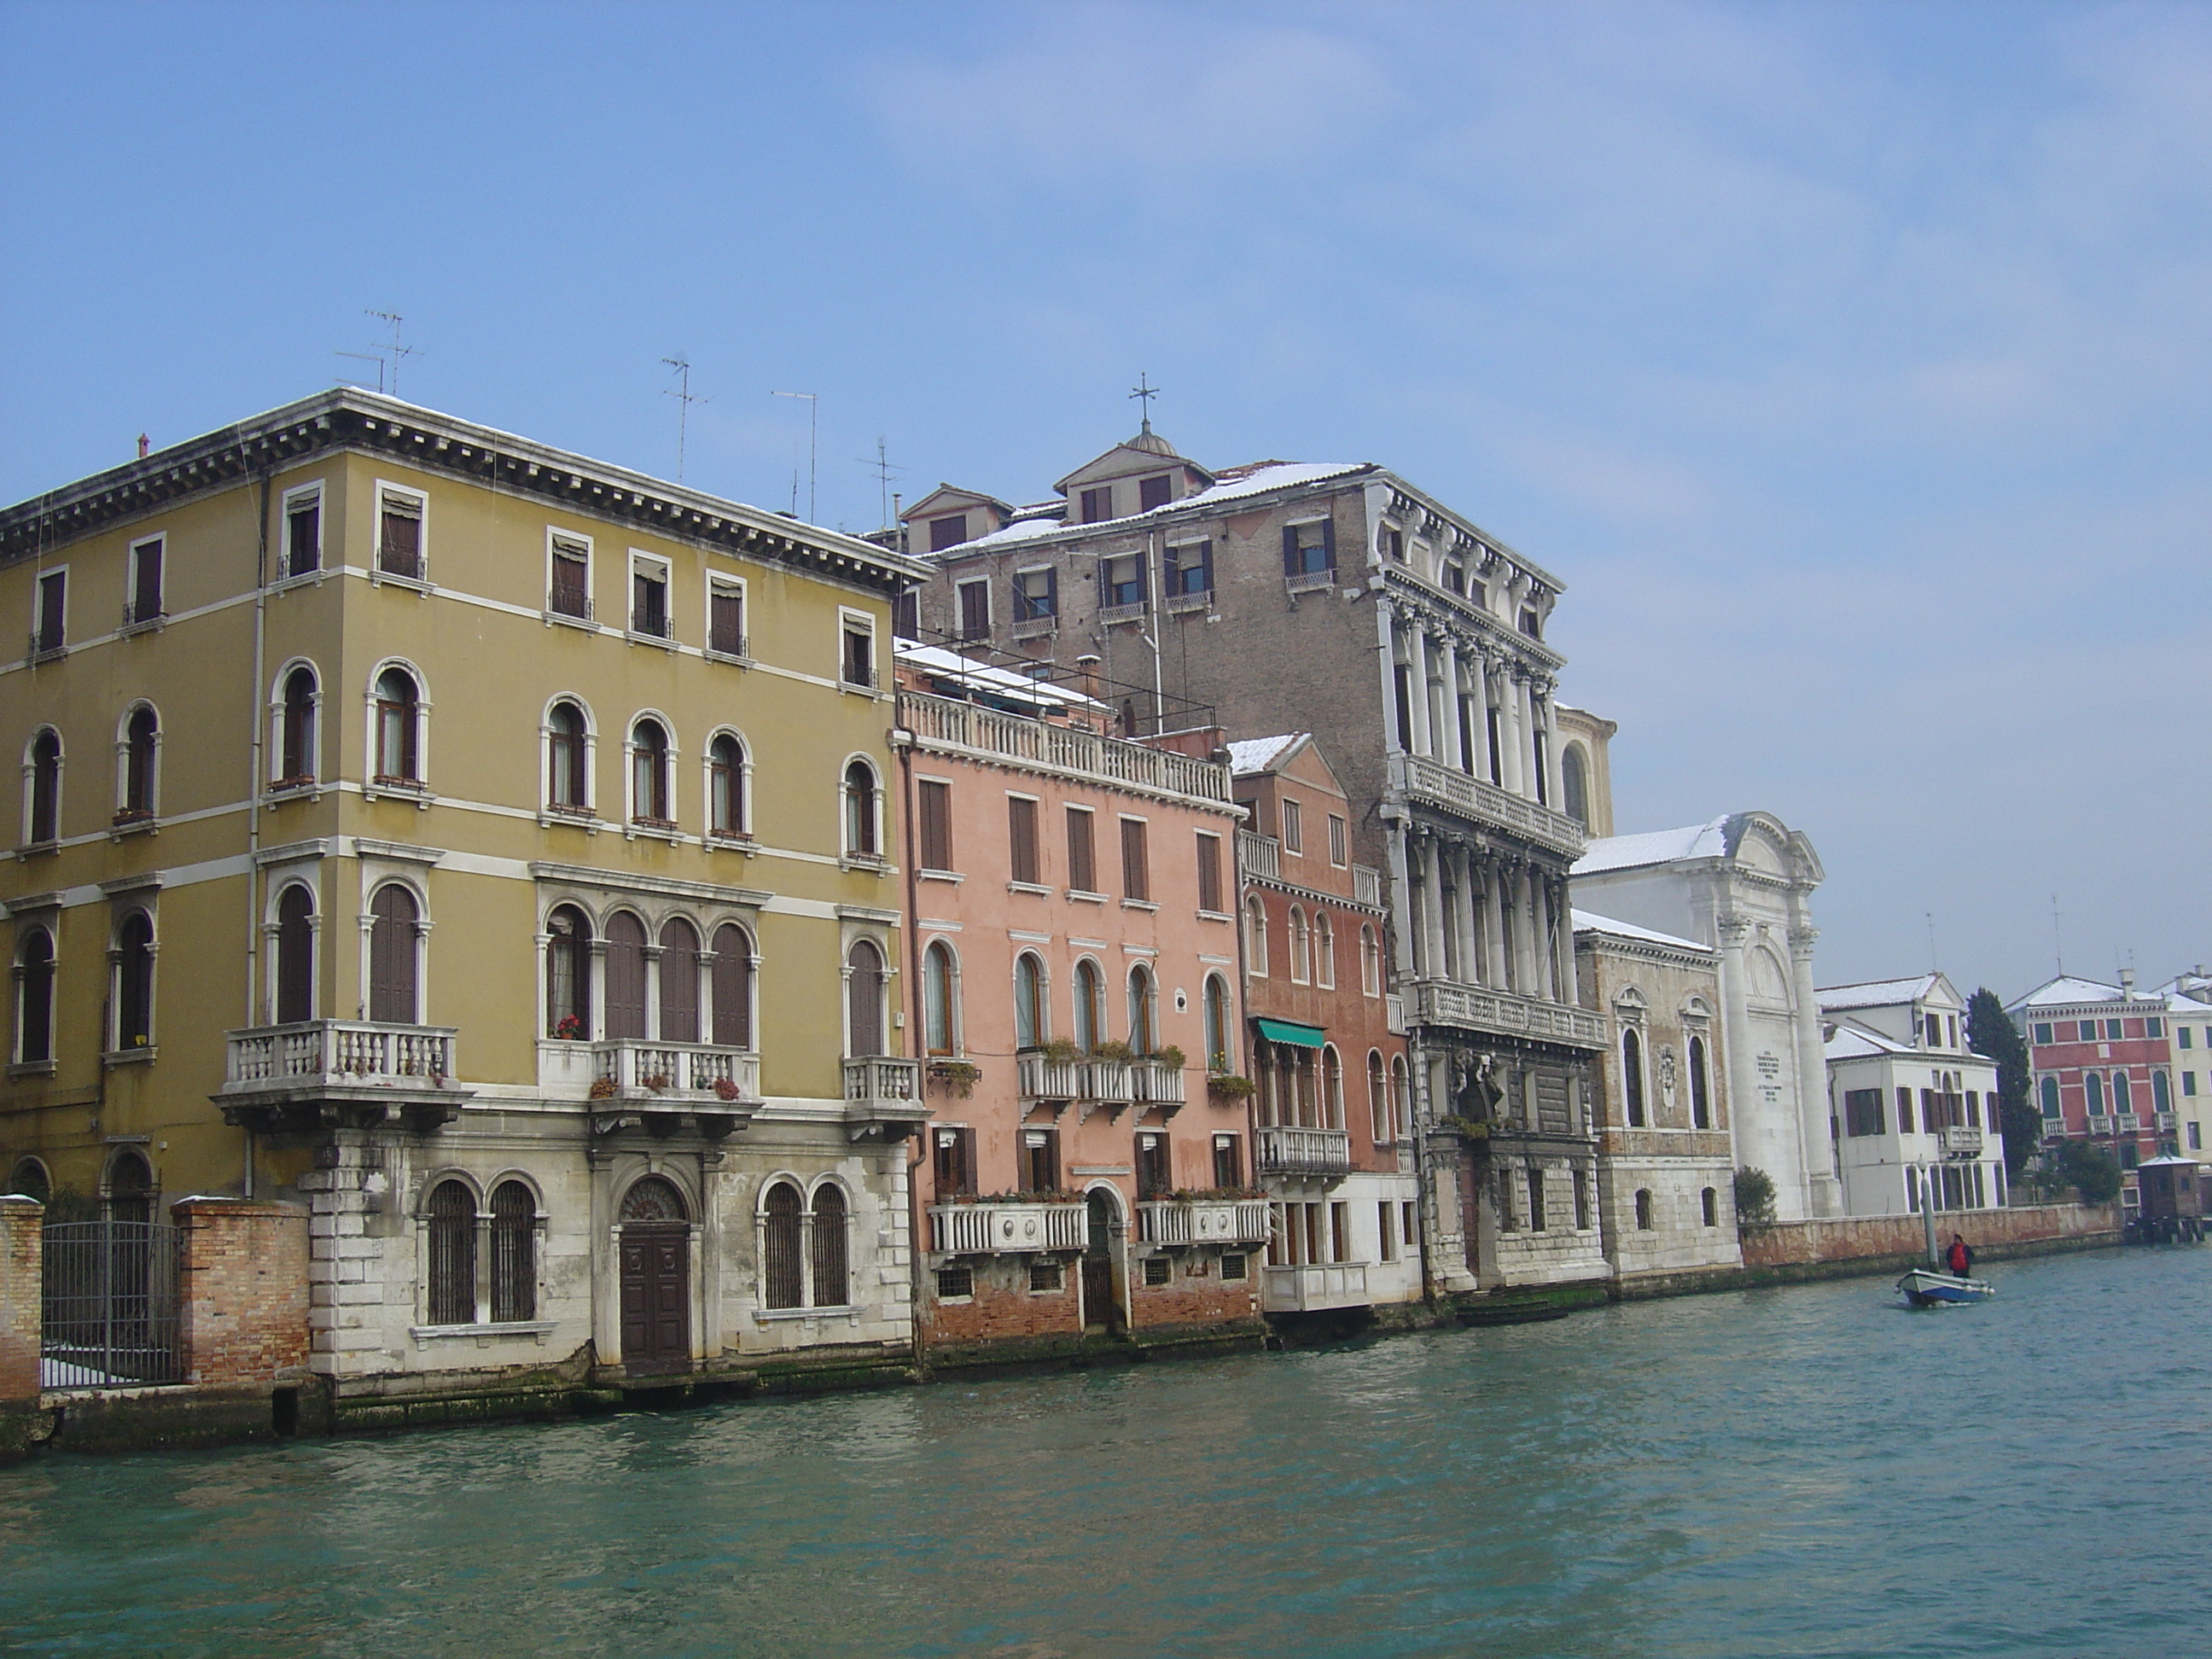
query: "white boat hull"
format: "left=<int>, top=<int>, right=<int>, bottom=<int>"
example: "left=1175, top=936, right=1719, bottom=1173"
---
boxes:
left=1897, top=1267, right=1994, bottom=1307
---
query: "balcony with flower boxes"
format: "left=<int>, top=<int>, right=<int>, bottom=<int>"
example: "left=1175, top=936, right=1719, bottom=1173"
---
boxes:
left=219, top=1019, right=472, bottom=1133
left=1263, top=1261, right=1371, bottom=1313
left=1017, top=1051, right=1085, bottom=1105
left=1256, top=1124, right=1353, bottom=1177
left=1138, top=1196, right=1270, bottom=1249
left=1134, top=1061, right=1187, bottom=1115
left=843, top=1055, right=928, bottom=1142
left=931, top=1197, right=1091, bottom=1255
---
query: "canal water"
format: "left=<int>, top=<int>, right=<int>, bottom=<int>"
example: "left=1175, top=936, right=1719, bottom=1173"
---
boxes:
left=3, top=1248, right=2208, bottom=1658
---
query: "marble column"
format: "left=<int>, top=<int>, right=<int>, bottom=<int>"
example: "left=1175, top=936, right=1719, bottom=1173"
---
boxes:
left=1790, top=923, right=1842, bottom=1218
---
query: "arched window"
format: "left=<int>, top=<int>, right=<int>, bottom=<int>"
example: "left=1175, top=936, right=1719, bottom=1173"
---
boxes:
left=1562, top=745, right=1589, bottom=827
left=547, top=701, right=588, bottom=812
left=1127, top=964, right=1157, bottom=1056
left=630, top=718, right=672, bottom=824
left=1314, top=911, right=1335, bottom=989
left=711, top=923, right=752, bottom=1048
left=763, top=1181, right=804, bottom=1309
left=1634, top=1189, right=1654, bottom=1231
left=1321, top=1045, right=1344, bottom=1130
left=15, top=926, right=55, bottom=1065
left=811, top=1185, right=849, bottom=1307
left=428, top=1179, right=476, bottom=1325
left=2040, top=1075, right=2061, bottom=1117
left=107, top=1150, right=154, bottom=1224
left=847, top=940, right=886, bottom=1056
left=1246, top=896, right=1269, bottom=976
left=275, top=883, right=315, bottom=1023
left=1288, top=907, right=1309, bottom=984
left=1621, top=1027, right=1645, bottom=1127
left=1073, top=959, right=1103, bottom=1051
left=1368, top=1051, right=1390, bottom=1143
left=1014, top=952, right=1045, bottom=1050
left=490, top=1180, right=536, bottom=1323
left=115, top=910, right=154, bottom=1050
left=368, top=886, right=420, bottom=1025
left=844, top=760, right=879, bottom=857
left=603, top=911, right=648, bottom=1039
left=26, top=729, right=61, bottom=845
left=1701, top=1186, right=1718, bottom=1227
left=280, top=666, right=317, bottom=785
left=2086, top=1072, right=2104, bottom=1115
left=546, top=905, right=591, bottom=1038
left=1360, top=924, right=1381, bottom=997
left=708, top=733, right=745, bottom=837
left=374, top=667, right=421, bottom=783
left=923, top=941, right=958, bottom=1056
left=1688, top=1034, right=1712, bottom=1129
left=1391, top=1055, right=1410, bottom=1144
left=2112, top=1072, right=2132, bottom=1116
left=659, top=917, right=701, bottom=1044
left=9, top=1155, right=51, bottom=1203
left=1204, top=975, right=1231, bottom=1074
left=120, top=705, right=158, bottom=817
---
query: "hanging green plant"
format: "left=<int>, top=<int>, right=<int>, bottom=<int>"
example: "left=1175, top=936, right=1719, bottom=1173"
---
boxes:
left=1206, top=1073, right=1256, bottom=1102
left=928, top=1059, right=981, bottom=1097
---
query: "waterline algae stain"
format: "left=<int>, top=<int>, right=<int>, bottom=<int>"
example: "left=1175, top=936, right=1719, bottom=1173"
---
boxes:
left=2, top=1249, right=2205, bottom=1657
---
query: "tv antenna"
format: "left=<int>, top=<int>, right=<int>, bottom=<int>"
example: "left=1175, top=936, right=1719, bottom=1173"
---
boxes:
left=1129, top=371, right=1160, bottom=435
left=858, top=437, right=907, bottom=530
left=2052, top=894, right=2064, bottom=975
left=771, top=390, right=818, bottom=522
left=336, top=311, right=419, bottom=397
left=1926, top=912, right=1938, bottom=972
left=661, top=357, right=708, bottom=485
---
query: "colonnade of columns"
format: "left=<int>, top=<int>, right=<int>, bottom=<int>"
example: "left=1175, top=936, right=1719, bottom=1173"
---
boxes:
left=1394, top=827, right=1575, bottom=1005
left=1390, top=616, right=1561, bottom=812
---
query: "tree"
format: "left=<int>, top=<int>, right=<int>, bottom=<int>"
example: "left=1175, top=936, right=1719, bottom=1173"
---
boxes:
left=1967, top=987, right=2038, bottom=1178
left=2054, top=1138, right=2122, bottom=1206
left=1734, top=1166, right=1777, bottom=1230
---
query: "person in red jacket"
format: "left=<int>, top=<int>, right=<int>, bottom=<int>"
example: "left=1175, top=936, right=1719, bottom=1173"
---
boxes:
left=1946, top=1233, right=1974, bottom=1277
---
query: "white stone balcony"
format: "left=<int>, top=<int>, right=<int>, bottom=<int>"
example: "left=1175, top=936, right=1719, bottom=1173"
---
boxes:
left=1388, top=751, right=1586, bottom=859
left=1016, top=1051, right=1084, bottom=1103
left=843, top=1055, right=928, bottom=1141
left=1408, top=979, right=1606, bottom=1050
left=1085, top=1059, right=1135, bottom=1103
left=1237, top=829, right=1280, bottom=881
left=1138, top=1197, right=1270, bottom=1248
left=594, top=1039, right=760, bottom=1104
left=1353, top=864, right=1383, bottom=908
left=2156, top=1111, right=2178, bottom=1132
left=220, top=1020, right=470, bottom=1130
left=932, top=1199, right=1090, bottom=1254
left=1938, top=1125, right=1984, bottom=1158
left=1263, top=1261, right=1371, bottom=1313
left=898, top=689, right=1231, bottom=806
left=1134, top=1061, right=1187, bottom=1109
left=1256, top=1124, right=1353, bottom=1177
left=2087, top=1115, right=2113, bottom=1135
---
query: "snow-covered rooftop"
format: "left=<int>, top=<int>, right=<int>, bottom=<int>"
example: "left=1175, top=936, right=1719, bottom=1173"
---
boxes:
left=1570, top=909, right=1711, bottom=953
left=1573, top=818, right=1731, bottom=876
left=894, top=643, right=1108, bottom=713
left=1825, top=1022, right=1913, bottom=1061
left=939, top=462, right=1371, bottom=554
left=1226, top=734, right=1303, bottom=776
left=2011, top=975, right=2128, bottom=1009
left=1818, top=974, right=1943, bottom=1010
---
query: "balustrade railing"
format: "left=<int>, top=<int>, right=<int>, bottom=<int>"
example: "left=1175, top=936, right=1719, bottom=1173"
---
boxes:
left=1353, top=864, right=1382, bottom=908
left=931, top=1200, right=1090, bottom=1254
left=1256, top=1124, right=1353, bottom=1175
left=226, top=1020, right=457, bottom=1087
left=1237, top=829, right=1280, bottom=881
left=594, top=1039, right=760, bottom=1101
left=1388, top=752, right=1586, bottom=857
left=1138, top=1197, right=1271, bottom=1247
left=899, top=689, right=1231, bottom=803
left=1938, top=1125, right=1984, bottom=1157
left=844, top=1056, right=922, bottom=1103
left=1085, top=1060, right=1135, bottom=1103
left=1016, top=1052, right=1084, bottom=1102
left=1135, top=1062, right=1187, bottom=1106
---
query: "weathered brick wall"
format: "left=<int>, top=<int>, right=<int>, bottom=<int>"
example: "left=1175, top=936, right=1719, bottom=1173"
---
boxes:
left=1131, top=1253, right=1259, bottom=1329
left=1739, top=1202, right=2118, bottom=1267
left=174, top=1198, right=310, bottom=1388
left=922, top=1257, right=1085, bottom=1346
left=0, top=1196, right=40, bottom=1402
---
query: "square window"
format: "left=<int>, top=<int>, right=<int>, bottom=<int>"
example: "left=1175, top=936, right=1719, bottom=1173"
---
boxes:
left=1102, top=555, right=1144, bottom=609
left=2034, top=1022, right=2052, bottom=1045
left=1139, top=474, right=1173, bottom=511
left=1080, top=486, right=1114, bottom=524
left=1164, top=540, right=1213, bottom=597
left=1143, top=1255, right=1172, bottom=1287
left=1013, top=568, right=1056, bottom=622
left=1220, top=1253, right=1247, bottom=1282
left=2080, top=1021, right=2099, bottom=1042
left=2107, top=1019, right=2123, bottom=1041
left=2148, top=1017, right=2164, bottom=1039
left=1283, top=519, right=1332, bottom=576
left=935, top=1266, right=974, bottom=1301
left=928, top=513, right=969, bottom=553
left=1029, top=1260, right=1062, bottom=1292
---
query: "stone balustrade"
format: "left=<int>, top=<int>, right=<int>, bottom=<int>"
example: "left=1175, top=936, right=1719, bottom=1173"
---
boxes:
left=1138, top=1197, right=1270, bottom=1248
left=931, top=1200, right=1090, bottom=1254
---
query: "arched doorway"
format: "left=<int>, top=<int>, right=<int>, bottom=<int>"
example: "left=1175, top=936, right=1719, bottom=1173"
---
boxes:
left=618, top=1175, right=690, bottom=1374
left=1082, top=1187, right=1121, bottom=1335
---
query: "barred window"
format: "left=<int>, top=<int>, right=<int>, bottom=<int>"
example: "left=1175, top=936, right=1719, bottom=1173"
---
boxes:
left=490, top=1181, right=536, bottom=1323
left=811, top=1185, right=848, bottom=1307
left=764, top=1182, right=804, bottom=1310
left=428, top=1180, right=476, bottom=1325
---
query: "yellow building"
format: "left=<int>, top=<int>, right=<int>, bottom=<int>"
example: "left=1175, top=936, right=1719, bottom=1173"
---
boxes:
left=2, top=390, right=932, bottom=1412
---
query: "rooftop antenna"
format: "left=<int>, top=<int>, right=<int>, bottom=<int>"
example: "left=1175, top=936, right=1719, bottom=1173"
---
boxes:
left=858, top=438, right=907, bottom=531
left=335, top=350, right=385, bottom=393
left=1129, top=371, right=1160, bottom=436
left=2052, top=894, right=2064, bottom=975
left=366, top=311, right=418, bottom=400
left=771, top=390, right=818, bottom=522
left=1926, top=911, right=1938, bottom=972
left=661, top=357, right=708, bottom=486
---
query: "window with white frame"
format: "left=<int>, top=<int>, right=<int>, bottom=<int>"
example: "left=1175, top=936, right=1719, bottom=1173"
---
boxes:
left=282, top=483, right=323, bottom=579
left=548, top=532, right=592, bottom=621
left=629, top=553, right=671, bottom=639
left=707, top=732, right=748, bottom=838
left=376, top=486, right=427, bottom=581
left=126, top=534, right=164, bottom=626
left=371, top=665, right=425, bottom=785
left=116, top=704, right=160, bottom=823
left=545, top=699, right=592, bottom=814
left=841, top=613, right=876, bottom=688
left=628, top=716, right=674, bottom=826
left=24, top=728, right=62, bottom=846
left=276, top=663, right=320, bottom=788
left=707, top=576, right=746, bottom=657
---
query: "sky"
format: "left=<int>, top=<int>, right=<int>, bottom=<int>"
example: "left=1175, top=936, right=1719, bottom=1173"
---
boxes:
left=3, top=0, right=2205, bottom=1004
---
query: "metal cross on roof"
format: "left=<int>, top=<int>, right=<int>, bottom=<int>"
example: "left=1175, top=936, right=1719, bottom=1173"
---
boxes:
left=1129, top=372, right=1160, bottom=434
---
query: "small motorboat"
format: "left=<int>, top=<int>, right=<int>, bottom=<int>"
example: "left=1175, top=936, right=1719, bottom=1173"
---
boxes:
left=1896, top=1267, right=1994, bottom=1307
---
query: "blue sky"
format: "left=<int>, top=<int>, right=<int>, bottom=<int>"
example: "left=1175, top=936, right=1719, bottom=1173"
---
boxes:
left=4, top=0, right=2206, bottom=1001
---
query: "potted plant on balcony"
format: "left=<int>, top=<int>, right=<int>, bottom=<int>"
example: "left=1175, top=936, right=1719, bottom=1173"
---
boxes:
left=1206, top=1073, right=1256, bottom=1103
left=641, top=1071, right=673, bottom=1093
left=712, top=1075, right=742, bottom=1102
left=1039, top=1037, right=1083, bottom=1066
left=553, top=1015, right=585, bottom=1041
left=1153, top=1045, right=1186, bottom=1071
left=928, top=1058, right=981, bottom=1097
left=1090, top=1040, right=1136, bottom=1065
left=588, top=1077, right=619, bottom=1099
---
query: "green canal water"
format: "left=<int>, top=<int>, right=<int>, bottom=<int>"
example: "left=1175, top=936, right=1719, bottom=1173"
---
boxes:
left=3, top=1248, right=2208, bottom=1658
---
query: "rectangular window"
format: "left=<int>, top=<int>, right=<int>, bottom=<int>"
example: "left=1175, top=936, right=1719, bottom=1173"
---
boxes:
left=1282, top=518, right=1334, bottom=576
left=933, top=1126, right=976, bottom=1196
left=1441, top=561, right=1464, bottom=596
left=2185, top=1073, right=2198, bottom=1097
left=1574, top=1172, right=1591, bottom=1231
left=1965, top=1090, right=1981, bottom=1127
left=1895, top=1086, right=1914, bottom=1133
left=1144, top=1255, right=1173, bottom=1287
left=1137, top=1133, right=1172, bottom=1198
left=128, top=535, right=163, bottom=624
left=1164, top=540, right=1213, bottom=597
left=957, top=578, right=991, bottom=640
left=33, top=569, right=66, bottom=654
left=2106, top=1019, right=2123, bottom=1040
left=549, top=535, right=591, bottom=620
left=1281, top=799, right=1303, bottom=854
left=708, top=580, right=746, bottom=656
left=842, top=620, right=876, bottom=688
left=894, top=589, right=919, bottom=640
left=2148, top=1017, right=2164, bottom=1039
left=1139, top=474, right=1173, bottom=511
left=2181, top=1027, right=2195, bottom=1051
left=1328, top=814, right=1348, bottom=867
left=1029, top=1260, right=1063, bottom=1292
left=1080, top=486, right=1114, bottom=524
left=283, top=486, right=322, bottom=577
left=936, top=1266, right=974, bottom=1300
left=2192, top=1121, right=2203, bottom=1149
left=1220, top=1253, right=1247, bottom=1281
left=1120, top=818, right=1150, bottom=902
left=1013, top=568, right=1057, bottom=621
left=2080, top=1020, right=2099, bottom=1042
left=2034, top=1022, right=2053, bottom=1045
left=631, top=557, right=670, bottom=637
left=918, top=780, right=954, bottom=872
left=1402, top=1201, right=1417, bottom=1247
left=1525, top=1169, right=1545, bottom=1232
left=928, top=513, right=969, bottom=553
left=1377, top=1202, right=1397, bottom=1261
left=1008, top=795, right=1040, bottom=885
left=1844, top=1088, right=1886, bottom=1138
left=1196, top=832, right=1223, bottom=913
left=1066, top=807, right=1096, bottom=893
left=1330, top=1202, right=1350, bottom=1261
left=1102, top=554, right=1144, bottom=608
left=377, top=488, right=424, bottom=579
left=1022, top=1128, right=1059, bottom=1194
left=1213, top=1132, right=1241, bottom=1189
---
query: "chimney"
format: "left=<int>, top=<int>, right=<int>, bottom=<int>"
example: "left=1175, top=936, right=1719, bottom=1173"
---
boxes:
left=1074, top=655, right=1102, bottom=700
left=137, top=434, right=149, bottom=459
left=2119, top=967, right=2136, bottom=998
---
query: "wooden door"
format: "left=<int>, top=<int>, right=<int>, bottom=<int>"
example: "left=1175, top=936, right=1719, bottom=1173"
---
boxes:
left=619, top=1223, right=690, bottom=1373
left=1081, top=1190, right=1118, bottom=1333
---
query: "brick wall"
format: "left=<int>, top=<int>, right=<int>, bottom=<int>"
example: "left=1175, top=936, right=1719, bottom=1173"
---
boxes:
left=173, top=1198, right=311, bottom=1388
left=0, top=1196, right=39, bottom=1403
left=1739, top=1202, right=2119, bottom=1267
left=922, top=1257, right=1085, bottom=1346
left=1130, top=1252, right=1258, bottom=1330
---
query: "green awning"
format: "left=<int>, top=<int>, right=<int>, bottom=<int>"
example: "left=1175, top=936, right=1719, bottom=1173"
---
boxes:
left=1253, top=1017, right=1325, bottom=1050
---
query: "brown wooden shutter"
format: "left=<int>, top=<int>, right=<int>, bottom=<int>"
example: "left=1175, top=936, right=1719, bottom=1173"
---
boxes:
left=1121, top=818, right=1149, bottom=901
left=379, top=499, right=422, bottom=578
left=368, top=886, right=418, bottom=1024
left=712, top=923, right=753, bottom=1048
left=710, top=585, right=744, bottom=655
left=1196, top=833, right=1221, bottom=913
left=847, top=943, right=885, bottom=1056
left=1008, top=795, right=1039, bottom=885
left=603, top=913, right=648, bottom=1039
left=132, top=539, right=162, bottom=620
left=36, top=573, right=64, bottom=651
left=276, top=886, right=314, bottom=1023
left=288, top=499, right=320, bottom=576
left=658, top=918, right=700, bottom=1044
left=918, top=780, right=952, bottom=871
left=1066, top=808, right=1095, bottom=893
left=550, top=546, right=588, bottom=616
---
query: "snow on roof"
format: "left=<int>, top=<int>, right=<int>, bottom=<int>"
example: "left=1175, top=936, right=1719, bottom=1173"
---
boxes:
left=963, top=511, right=1068, bottom=550
left=1570, top=909, right=1711, bottom=953
left=942, top=463, right=1371, bottom=552
left=1818, top=975, right=1941, bottom=1010
left=1227, top=734, right=1304, bottom=776
left=1825, top=1022, right=1912, bottom=1061
left=1573, top=818, right=1731, bottom=876
left=894, top=643, right=1108, bottom=712
left=2011, top=975, right=2127, bottom=1009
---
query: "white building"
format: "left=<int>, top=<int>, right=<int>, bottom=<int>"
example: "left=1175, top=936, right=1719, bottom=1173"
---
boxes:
left=1819, top=973, right=2007, bottom=1217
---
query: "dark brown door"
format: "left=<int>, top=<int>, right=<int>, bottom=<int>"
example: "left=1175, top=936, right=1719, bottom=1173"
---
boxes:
left=619, top=1223, right=690, bottom=1373
left=1081, top=1189, right=1118, bottom=1333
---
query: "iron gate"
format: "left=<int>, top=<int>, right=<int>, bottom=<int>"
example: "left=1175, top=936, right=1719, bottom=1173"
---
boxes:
left=41, top=1221, right=182, bottom=1388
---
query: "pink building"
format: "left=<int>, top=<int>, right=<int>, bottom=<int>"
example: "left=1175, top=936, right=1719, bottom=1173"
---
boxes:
left=893, top=648, right=1261, bottom=1365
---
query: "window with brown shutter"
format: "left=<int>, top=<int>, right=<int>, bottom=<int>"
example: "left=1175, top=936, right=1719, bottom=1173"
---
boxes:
left=378, top=492, right=423, bottom=579
left=1023, top=1128, right=1059, bottom=1194
left=1196, top=832, right=1222, bottom=913
left=1136, top=1133, right=1172, bottom=1198
left=709, top=583, right=745, bottom=656
left=274, top=884, right=314, bottom=1024
left=1066, top=807, right=1096, bottom=894
left=929, top=513, right=969, bottom=552
left=632, top=563, right=669, bottom=637
left=1139, top=474, right=1173, bottom=511
left=918, top=779, right=953, bottom=871
left=1212, top=1133, right=1241, bottom=1189
left=368, top=886, right=419, bottom=1025
left=34, top=571, right=65, bottom=654
left=1120, top=818, right=1150, bottom=902
left=130, top=537, right=163, bottom=624
left=957, top=579, right=990, bottom=641
left=1080, top=486, right=1113, bottom=523
left=1008, top=795, right=1039, bottom=885
left=549, top=538, right=591, bottom=619
left=711, top=923, right=753, bottom=1048
left=603, top=912, right=649, bottom=1039
left=934, top=1126, right=976, bottom=1197
left=286, top=492, right=321, bottom=577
